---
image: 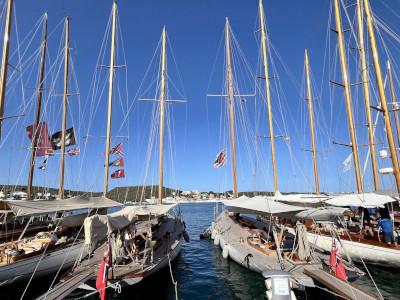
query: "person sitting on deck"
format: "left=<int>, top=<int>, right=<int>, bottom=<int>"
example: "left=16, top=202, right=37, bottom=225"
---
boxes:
left=378, top=216, right=397, bottom=246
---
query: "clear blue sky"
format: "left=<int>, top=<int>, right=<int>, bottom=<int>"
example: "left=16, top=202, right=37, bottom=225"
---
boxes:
left=1, top=0, right=400, bottom=195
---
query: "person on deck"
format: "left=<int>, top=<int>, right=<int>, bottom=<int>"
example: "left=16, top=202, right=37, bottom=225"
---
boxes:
left=378, top=217, right=397, bottom=246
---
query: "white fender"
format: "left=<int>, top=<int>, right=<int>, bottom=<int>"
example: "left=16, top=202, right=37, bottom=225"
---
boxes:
left=211, top=222, right=215, bottom=230
left=211, top=229, right=217, bottom=240
left=214, top=234, right=220, bottom=246
left=222, top=244, right=230, bottom=259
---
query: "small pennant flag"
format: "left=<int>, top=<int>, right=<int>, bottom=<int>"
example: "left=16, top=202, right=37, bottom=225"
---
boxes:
left=342, top=153, right=352, bottom=173
left=66, top=148, right=80, bottom=156
left=110, top=143, right=123, bottom=155
left=109, top=157, right=124, bottom=167
left=111, top=169, right=125, bottom=179
left=38, top=156, right=48, bottom=170
left=213, top=149, right=227, bottom=168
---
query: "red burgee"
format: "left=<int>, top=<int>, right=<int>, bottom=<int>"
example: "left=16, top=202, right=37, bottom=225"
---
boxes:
left=329, top=239, right=348, bottom=281
left=111, top=169, right=125, bottom=179
left=96, top=242, right=111, bottom=300
left=26, top=122, right=53, bottom=156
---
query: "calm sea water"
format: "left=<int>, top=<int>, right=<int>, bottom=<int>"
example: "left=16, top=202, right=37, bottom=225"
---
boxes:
left=2, top=202, right=400, bottom=299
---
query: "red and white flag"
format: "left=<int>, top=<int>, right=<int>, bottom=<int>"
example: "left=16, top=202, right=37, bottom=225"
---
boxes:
left=329, top=239, right=347, bottom=281
left=111, top=169, right=125, bottom=179
left=213, top=149, right=227, bottom=168
left=26, top=122, right=53, bottom=156
left=96, top=242, right=111, bottom=300
left=66, top=148, right=80, bottom=156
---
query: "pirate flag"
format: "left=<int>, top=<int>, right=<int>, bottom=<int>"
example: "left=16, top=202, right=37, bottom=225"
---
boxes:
left=51, top=127, right=76, bottom=150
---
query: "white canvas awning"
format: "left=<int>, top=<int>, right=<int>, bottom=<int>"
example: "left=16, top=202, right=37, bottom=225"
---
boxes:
left=324, top=193, right=396, bottom=208
left=1, top=195, right=122, bottom=217
left=84, top=204, right=176, bottom=246
left=271, top=193, right=329, bottom=205
left=223, top=196, right=305, bottom=216
left=294, top=207, right=348, bottom=222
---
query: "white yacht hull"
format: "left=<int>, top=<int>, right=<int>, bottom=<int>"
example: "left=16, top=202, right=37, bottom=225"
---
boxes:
left=307, top=232, right=400, bottom=268
left=0, top=242, right=86, bottom=286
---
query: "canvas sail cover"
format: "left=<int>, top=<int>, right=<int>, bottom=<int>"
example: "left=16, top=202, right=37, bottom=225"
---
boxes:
left=223, top=196, right=305, bottom=216
left=294, top=207, right=348, bottom=222
left=324, top=193, right=396, bottom=208
left=84, top=204, right=176, bottom=247
left=1, top=195, right=121, bottom=217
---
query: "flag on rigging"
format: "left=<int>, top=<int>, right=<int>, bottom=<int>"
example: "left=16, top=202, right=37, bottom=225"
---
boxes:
left=66, top=148, right=80, bottom=156
left=110, top=143, right=123, bottom=155
left=213, top=149, right=227, bottom=168
left=50, top=127, right=76, bottom=150
left=111, top=169, right=125, bottom=179
left=342, top=153, right=352, bottom=173
left=109, top=157, right=124, bottom=167
left=329, top=239, right=347, bottom=281
left=38, top=156, right=48, bottom=170
left=26, top=122, right=53, bottom=156
left=96, top=241, right=111, bottom=300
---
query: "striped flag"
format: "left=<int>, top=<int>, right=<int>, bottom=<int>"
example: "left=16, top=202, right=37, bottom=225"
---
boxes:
left=213, top=150, right=227, bottom=168
left=66, top=148, right=80, bottom=156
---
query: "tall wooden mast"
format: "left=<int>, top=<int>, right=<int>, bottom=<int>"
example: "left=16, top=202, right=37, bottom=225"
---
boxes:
left=59, top=17, right=69, bottom=199
left=333, top=0, right=363, bottom=193
left=304, top=50, right=319, bottom=194
left=27, top=14, right=48, bottom=200
left=356, top=0, right=379, bottom=191
left=0, top=0, right=12, bottom=140
left=103, top=2, right=117, bottom=196
left=387, top=61, right=400, bottom=147
left=363, top=0, right=400, bottom=193
left=225, top=18, right=238, bottom=198
left=259, top=0, right=278, bottom=193
left=158, top=27, right=167, bottom=204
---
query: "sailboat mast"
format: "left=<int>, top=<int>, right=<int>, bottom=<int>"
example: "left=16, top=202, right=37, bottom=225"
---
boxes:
left=59, top=17, right=69, bottom=199
left=363, top=0, right=400, bottom=193
left=333, top=0, right=363, bottom=193
left=304, top=50, right=319, bottom=194
left=103, top=2, right=117, bottom=196
left=158, top=27, right=167, bottom=204
left=259, top=0, right=278, bottom=193
left=356, top=0, right=379, bottom=191
left=27, top=14, right=48, bottom=200
left=0, top=0, right=12, bottom=140
left=225, top=18, right=238, bottom=198
left=387, top=61, right=400, bottom=147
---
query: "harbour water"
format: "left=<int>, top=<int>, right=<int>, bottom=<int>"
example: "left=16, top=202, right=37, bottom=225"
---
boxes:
left=3, top=202, right=400, bottom=299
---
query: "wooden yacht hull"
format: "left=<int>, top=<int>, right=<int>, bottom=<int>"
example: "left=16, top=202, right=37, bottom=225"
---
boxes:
left=212, top=211, right=315, bottom=287
left=307, top=231, right=400, bottom=268
left=0, top=241, right=85, bottom=286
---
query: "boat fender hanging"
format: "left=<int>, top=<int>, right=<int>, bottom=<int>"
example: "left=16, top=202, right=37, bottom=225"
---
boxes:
left=183, top=230, right=190, bottom=242
left=211, top=229, right=217, bottom=240
left=214, top=234, right=220, bottom=246
left=222, top=244, right=230, bottom=259
left=244, top=253, right=253, bottom=269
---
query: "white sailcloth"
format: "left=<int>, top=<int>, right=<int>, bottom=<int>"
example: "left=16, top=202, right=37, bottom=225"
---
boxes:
left=342, top=153, right=352, bottom=173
